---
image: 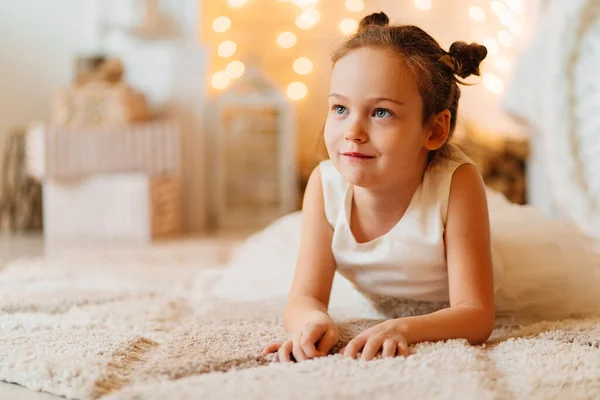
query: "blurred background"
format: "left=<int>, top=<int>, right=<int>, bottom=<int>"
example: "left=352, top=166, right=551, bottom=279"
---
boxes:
left=0, top=0, right=598, bottom=253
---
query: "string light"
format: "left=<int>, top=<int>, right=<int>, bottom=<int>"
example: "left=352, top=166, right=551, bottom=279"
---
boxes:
left=345, top=0, right=364, bottom=12
left=277, top=32, right=297, bottom=48
left=494, top=56, right=511, bottom=73
left=296, top=9, right=320, bottom=29
left=508, top=21, right=523, bottom=36
left=226, top=61, right=245, bottom=79
left=469, top=6, right=486, bottom=22
left=296, top=16, right=312, bottom=29
left=209, top=0, right=526, bottom=96
left=218, top=40, right=237, bottom=57
left=414, top=0, right=432, bottom=11
left=287, top=82, right=308, bottom=100
left=293, top=57, right=313, bottom=75
left=213, top=16, right=231, bottom=33
left=495, top=11, right=516, bottom=28
left=502, top=0, right=523, bottom=14
left=212, top=71, right=230, bottom=89
left=483, top=38, right=500, bottom=56
left=497, top=30, right=514, bottom=47
left=291, top=0, right=319, bottom=8
left=482, top=73, right=504, bottom=94
left=490, top=1, right=508, bottom=17
left=228, top=0, right=247, bottom=7
left=340, top=18, right=358, bottom=35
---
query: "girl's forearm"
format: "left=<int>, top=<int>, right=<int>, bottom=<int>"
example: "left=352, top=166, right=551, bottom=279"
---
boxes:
left=396, top=304, right=495, bottom=345
left=283, top=295, right=332, bottom=333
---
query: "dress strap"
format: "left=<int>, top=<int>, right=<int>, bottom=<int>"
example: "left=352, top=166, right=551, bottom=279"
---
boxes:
left=319, top=160, right=348, bottom=228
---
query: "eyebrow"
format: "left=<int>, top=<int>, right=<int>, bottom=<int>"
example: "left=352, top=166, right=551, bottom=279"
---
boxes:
left=328, top=93, right=405, bottom=106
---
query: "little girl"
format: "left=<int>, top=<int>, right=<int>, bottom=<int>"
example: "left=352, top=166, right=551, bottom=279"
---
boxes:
left=263, top=12, right=600, bottom=363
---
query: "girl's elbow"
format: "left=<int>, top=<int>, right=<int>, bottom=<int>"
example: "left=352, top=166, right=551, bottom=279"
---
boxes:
left=468, top=327, right=493, bottom=345
left=468, top=311, right=495, bottom=345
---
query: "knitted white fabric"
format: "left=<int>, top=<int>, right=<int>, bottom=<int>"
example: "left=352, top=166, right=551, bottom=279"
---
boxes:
left=503, top=0, right=600, bottom=238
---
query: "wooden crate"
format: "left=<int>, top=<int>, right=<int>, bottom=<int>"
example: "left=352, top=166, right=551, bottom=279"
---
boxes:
left=43, top=173, right=182, bottom=243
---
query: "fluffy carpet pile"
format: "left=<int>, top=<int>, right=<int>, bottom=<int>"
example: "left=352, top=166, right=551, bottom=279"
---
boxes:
left=1, top=229, right=600, bottom=399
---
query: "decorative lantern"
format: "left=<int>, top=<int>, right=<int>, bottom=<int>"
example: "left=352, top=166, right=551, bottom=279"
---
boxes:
left=213, top=65, right=298, bottom=230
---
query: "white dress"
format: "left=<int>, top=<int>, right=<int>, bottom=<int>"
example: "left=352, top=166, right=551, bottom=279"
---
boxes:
left=320, top=146, right=600, bottom=320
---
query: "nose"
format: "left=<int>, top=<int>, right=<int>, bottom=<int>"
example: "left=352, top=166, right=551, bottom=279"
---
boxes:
left=344, top=117, right=368, bottom=143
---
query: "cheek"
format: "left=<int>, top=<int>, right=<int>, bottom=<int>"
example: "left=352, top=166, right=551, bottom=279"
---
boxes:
left=323, top=119, right=339, bottom=147
left=377, top=128, right=423, bottom=157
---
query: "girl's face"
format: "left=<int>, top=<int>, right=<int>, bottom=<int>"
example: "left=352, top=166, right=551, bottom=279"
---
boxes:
left=324, top=47, right=433, bottom=189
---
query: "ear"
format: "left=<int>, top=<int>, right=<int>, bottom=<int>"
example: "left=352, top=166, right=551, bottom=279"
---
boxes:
left=423, top=110, right=451, bottom=151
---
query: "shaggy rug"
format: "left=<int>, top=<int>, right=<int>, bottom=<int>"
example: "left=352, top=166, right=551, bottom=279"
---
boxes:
left=2, top=217, right=600, bottom=400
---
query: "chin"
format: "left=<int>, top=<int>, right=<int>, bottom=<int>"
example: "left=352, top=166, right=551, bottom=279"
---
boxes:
left=336, top=162, right=376, bottom=188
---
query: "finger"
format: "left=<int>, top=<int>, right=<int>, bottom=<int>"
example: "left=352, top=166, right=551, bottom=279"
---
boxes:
left=343, top=336, right=368, bottom=359
left=278, top=341, right=293, bottom=363
left=300, top=327, right=321, bottom=358
left=292, top=334, right=308, bottom=362
left=397, top=341, right=410, bottom=357
left=381, top=339, right=397, bottom=358
left=361, top=337, right=384, bottom=361
left=316, top=328, right=338, bottom=356
left=262, top=342, right=283, bottom=356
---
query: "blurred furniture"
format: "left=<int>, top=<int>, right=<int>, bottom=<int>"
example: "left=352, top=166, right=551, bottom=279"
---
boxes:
left=212, top=66, right=298, bottom=231
left=53, top=58, right=151, bottom=127
left=0, top=128, right=43, bottom=232
left=95, top=0, right=209, bottom=233
left=26, top=119, right=183, bottom=243
left=26, top=120, right=181, bottom=180
left=43, top=173, right=181, bottom=244
left=25, top=57, right=183, bottom=244
left=503, top=0, right=600, bottom=238
left=458, top=123, right=529, bottom=205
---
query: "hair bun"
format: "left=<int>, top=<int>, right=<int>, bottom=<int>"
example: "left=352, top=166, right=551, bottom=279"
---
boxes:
left=440, top=41, right=488, bottom=79
left=358, top=12, right=389, bottom=32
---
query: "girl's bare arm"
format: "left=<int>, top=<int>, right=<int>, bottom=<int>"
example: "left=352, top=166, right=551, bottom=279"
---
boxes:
left=283, top=165, right=338, bottom=332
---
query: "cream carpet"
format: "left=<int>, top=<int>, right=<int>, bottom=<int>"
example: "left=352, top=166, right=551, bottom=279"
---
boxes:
left=1, top=231, right=600, bottom=399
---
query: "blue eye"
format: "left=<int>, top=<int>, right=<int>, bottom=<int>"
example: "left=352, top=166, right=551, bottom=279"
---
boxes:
left=374, top=108, right=393, bottom=118
left=333, top=105, right=348, bottom=115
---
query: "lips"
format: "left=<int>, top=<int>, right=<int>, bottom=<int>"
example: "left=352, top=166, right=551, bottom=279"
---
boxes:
left=342, top=152, right=375, bottom=159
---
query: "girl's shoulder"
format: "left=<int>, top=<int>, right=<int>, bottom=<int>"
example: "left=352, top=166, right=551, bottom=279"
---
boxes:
left=422, top=144, right=478, bottom=224
left=429, top=143, right=476, bottom=174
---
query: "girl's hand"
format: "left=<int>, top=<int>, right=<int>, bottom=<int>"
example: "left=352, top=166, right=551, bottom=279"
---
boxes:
left=339, top=319, right=410, bottom=361
left=262, top=318, right=339, bottom=363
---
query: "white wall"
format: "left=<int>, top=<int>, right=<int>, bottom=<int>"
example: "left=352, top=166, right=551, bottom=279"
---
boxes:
left=0, top=0, right=97, bottom=174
